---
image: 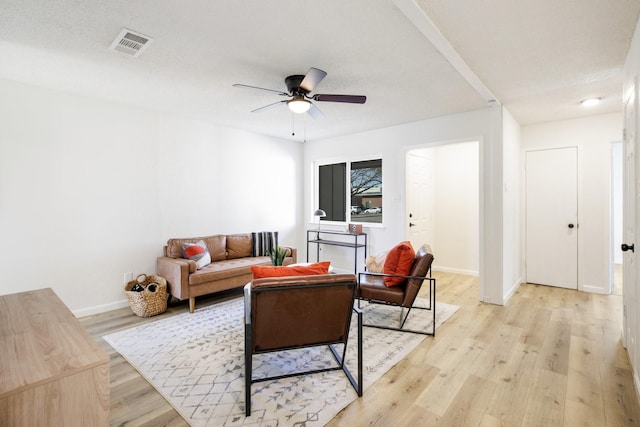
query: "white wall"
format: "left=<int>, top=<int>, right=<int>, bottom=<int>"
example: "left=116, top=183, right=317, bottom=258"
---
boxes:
left=303, top=107, right=508, bottom=304
left=502, top=108, right=522, bottom=300
left=429, top=142, right=479, bottom=275
left=0, top=79, right=303, bottom=316
left=521, top=112, right=622, bottom=294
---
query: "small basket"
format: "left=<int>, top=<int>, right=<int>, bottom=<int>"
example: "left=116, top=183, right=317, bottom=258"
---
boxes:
left=124, top=274, right=168, bottom=317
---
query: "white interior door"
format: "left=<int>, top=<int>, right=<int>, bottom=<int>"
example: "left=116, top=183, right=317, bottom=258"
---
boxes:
left=622, top=84, right=637, bottom=357
left=526, top=147, right=578, bottom=289
left=406, top=152, right=432, bottom=250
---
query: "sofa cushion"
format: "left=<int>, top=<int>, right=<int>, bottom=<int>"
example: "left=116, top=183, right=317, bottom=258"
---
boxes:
left=383, top=241, right=416, bottom=287
left=167, top=238, right=195, bottom=259
left=359, top=274, right=405, bottom=305
left=251, top=261, right=331, bottom=279
left=181, top=240, right=211, bottom=270
left=188, top=257, right=273, bottom=286
left=166, top=235, right=227, bottom=262
left=227, top=233, right=253, bottom=259
left=202, top=235, right=227, bottom=261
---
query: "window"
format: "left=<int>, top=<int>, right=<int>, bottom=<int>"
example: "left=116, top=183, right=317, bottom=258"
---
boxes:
left=319, top=163, right=346, bottom=222
left=318, top=158, right=382, bottom=223
left=350, top=159, right=382, bottom=223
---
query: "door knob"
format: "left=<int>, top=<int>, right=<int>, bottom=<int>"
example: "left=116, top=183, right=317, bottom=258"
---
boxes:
left=622, top=243, right=635, bottom=253
left=568, top=224, right=575, bottom=229
left=409, top=222, right=416, bottom=227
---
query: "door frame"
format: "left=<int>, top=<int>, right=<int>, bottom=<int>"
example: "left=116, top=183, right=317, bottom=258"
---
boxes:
left=622, top=77, right=638, bottom=359
left=404, top=138, right=483, bottom=300
left=611, top=140, right=624, bottom=294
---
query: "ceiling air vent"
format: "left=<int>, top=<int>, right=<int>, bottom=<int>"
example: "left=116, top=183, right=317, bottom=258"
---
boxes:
left=109, top=28, right=153, bottom=57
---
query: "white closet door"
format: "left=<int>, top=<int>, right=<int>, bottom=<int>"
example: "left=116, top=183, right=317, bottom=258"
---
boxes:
left=525, top=147, right=578, bottom=289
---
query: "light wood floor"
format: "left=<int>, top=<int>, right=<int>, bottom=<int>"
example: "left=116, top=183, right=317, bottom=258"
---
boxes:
left=81, top=272, right=640, bottom=426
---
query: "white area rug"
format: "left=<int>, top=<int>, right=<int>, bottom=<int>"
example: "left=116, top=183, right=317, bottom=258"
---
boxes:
left=104, top=297, right=458, bottom=426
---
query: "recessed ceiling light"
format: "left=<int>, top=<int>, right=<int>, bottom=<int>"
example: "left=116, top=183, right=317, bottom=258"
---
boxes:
left=581, top=97, right=602, bottom=107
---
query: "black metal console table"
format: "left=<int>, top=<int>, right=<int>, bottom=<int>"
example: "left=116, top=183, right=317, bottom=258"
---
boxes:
left=306, top=230, right=367, bottom=275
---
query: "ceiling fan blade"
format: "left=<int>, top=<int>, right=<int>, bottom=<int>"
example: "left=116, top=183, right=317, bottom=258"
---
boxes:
left=300, top=67, right=327, bottom=93
left=233, top=83, right=289, bottom=96
left=313, top=94, right=367, bottom=104
left=307, top=103, right=325, bottom=120
left=251, top=100, right=287, bottom=113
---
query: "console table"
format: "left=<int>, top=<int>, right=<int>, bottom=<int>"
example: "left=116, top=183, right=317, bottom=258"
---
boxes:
left=307, top=230, right=367, bottom=275
left=0, top=288, right=110, bottom=426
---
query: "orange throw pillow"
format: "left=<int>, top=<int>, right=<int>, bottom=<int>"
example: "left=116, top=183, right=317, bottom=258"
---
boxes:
left=251, top=261, right=331, bottom=279
left=383, top=241, right=415, bottom=287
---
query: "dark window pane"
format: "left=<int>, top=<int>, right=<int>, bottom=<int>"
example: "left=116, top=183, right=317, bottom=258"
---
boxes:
left=319, top=163, right=346, bottom=222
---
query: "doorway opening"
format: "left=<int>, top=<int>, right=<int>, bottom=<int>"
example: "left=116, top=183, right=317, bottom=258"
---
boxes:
left=405, top=141, right=480, bottom=277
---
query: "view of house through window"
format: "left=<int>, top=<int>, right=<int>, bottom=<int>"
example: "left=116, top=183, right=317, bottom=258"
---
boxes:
left=350, top=159, right=382, bottom=223
left=318, top=159, right=382, bottom=223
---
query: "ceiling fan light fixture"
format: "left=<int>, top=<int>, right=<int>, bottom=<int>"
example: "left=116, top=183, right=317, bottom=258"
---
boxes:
left=234, top=68, right=366, bottom=120
left=287, top=97, right=311, bottom=114
left=581, top=97, right=602, bottom=107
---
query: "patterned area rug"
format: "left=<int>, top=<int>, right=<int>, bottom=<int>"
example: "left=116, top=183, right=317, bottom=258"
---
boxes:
left=104, top=296, right=458, bottom=426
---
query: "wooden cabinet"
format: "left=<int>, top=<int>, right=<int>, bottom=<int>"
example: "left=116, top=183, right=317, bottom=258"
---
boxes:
left=0, top=288, right=109, bottom=426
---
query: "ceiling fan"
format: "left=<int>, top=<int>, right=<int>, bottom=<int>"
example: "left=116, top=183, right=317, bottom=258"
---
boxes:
left=233, top=67, right=366, bottom=119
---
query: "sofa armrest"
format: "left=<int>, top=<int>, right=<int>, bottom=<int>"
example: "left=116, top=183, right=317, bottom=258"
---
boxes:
left=282, top=246, right=297, bottom=263
left=157, top=257, right=191, bottom=301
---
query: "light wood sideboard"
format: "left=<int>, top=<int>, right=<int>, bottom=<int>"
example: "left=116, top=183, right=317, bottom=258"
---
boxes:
left=0, top=288, right=109, bottom=426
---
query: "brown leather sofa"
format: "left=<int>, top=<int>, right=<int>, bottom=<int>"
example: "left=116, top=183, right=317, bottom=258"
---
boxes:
left=157, top=233, right=296, bottom=313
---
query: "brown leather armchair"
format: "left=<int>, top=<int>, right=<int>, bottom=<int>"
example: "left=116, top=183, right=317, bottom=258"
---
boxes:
left=358, top=244, right=436, bottom=335
left=244, top=273, right=362, bottom=416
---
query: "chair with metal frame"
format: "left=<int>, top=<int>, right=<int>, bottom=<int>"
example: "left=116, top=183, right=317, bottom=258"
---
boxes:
left=244, top=273, right=363, bottom=416
left=357, top=244, right=436, bottom=335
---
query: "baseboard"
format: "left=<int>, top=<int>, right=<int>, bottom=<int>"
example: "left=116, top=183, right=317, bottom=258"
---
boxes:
left=581, top=284, right=610, bottom=294
left=621, top=316, right=640, bottom=408
left=73, top=299, right=130, bottom=318
left=502, top=277, right=522, bottom=305
left=431, top=266, right=479, bottom=277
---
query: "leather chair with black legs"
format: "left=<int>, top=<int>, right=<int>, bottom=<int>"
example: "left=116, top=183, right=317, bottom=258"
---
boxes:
left=357, top=244, right=436, bottom=335
left=244, top=273, right=363, bottom=416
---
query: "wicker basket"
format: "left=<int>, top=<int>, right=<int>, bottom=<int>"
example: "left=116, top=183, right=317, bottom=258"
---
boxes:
left=124, top=274, right=168, bottom=317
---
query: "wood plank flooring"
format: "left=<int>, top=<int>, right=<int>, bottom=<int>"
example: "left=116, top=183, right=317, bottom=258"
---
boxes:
left=80, top=272, right=640, bottom=426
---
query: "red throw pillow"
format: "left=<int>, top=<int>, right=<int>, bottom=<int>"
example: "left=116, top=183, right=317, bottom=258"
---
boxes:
left=383, top=241, right=415, bottom=287
left=251, top=261, right=331, bottom=279
left=181, top=240, right=212, bottom=270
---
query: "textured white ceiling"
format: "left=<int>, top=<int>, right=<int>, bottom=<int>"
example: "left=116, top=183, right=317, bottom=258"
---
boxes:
left=0, top=0, right=638, bottom=142
left=418, top=0, right=640, bottom=124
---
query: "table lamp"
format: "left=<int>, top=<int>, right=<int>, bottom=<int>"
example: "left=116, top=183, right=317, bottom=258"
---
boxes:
left=314, top=209, right=326, bottom=230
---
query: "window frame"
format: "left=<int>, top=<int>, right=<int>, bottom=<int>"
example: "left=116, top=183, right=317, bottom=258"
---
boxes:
left=313, top=156, right=383, bottom=226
